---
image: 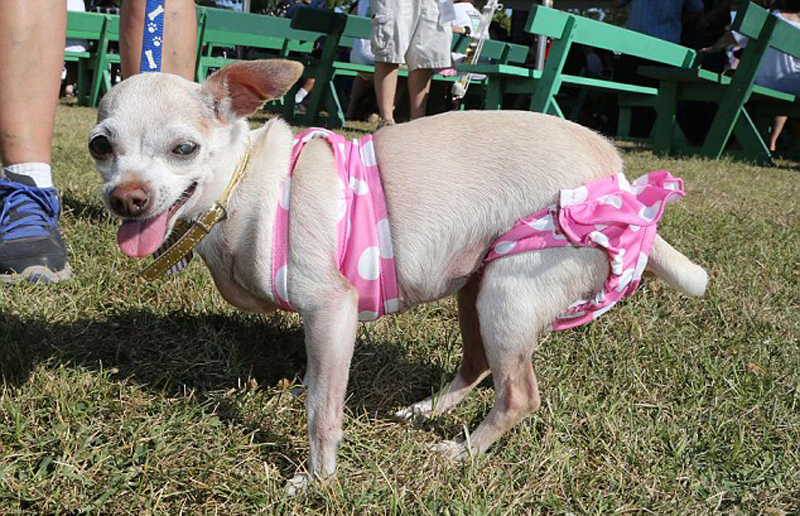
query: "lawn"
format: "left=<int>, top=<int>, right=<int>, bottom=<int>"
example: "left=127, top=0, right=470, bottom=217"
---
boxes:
left=0, top=102, right=798, bottom=515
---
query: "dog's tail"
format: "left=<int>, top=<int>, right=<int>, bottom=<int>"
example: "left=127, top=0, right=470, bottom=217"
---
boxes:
left=646, top=235, right=707, bottom=297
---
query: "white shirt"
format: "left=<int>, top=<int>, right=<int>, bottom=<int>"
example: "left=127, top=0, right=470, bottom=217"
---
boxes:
left=350, top=0, right=373, bottom=65
left=453, top=2, right=482, bottom=35
left=732, top=10, right=800, bottom=96
left=754, top=12, right=800, bottom=95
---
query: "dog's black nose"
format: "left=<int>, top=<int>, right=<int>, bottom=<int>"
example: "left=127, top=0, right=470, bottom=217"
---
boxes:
left=109, top=183, right=150, bottom=218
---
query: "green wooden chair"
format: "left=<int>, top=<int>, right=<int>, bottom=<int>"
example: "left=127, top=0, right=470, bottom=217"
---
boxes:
left=194, top=7, right=320, bottom=82
left=286, top=9, right=373, bottom=128
left=640, top=0, right=800, bottom=163
left=84, top=14, right=120, bottom=108
left=65, top=11, right=112, bottom=107
left=449, top=32, right=529, bottom=109
left=458, top=5, right=697, bottom=136
left=287, top=8, right=528, bottom=128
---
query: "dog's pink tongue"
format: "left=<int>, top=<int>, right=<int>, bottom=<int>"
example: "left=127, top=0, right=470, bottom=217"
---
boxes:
left=117, top=211, right=170, bottom=258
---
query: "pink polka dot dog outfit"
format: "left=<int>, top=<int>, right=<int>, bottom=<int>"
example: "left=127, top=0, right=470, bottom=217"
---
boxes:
left=271, top=128, right=685, bottom=329
left=272, top=129, right=400, bottom=322
left=485, top=171, right=685, bottom=330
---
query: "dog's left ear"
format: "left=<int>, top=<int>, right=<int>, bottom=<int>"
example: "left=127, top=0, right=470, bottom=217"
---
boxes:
left=202, top=59, right=304, bottom=121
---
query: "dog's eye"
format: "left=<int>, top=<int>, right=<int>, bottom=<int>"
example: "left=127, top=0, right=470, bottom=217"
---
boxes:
left=89, top=135, right=113, bottom=158
left=172, top=142, right=198, bottom=156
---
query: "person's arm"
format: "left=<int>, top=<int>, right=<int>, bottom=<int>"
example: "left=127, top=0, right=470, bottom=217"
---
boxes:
left=700, top=30, right=738, bottom=53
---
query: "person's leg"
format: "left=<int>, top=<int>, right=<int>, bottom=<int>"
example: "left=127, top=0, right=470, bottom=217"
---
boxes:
left=345, top=75, right=373, bottom=120
left=407, top=68, right=432, bottom=120
left=371, top=0, right=408, bottom=124
left=0, top=0, right=66, bottom=167
left=295, top=77, right=316, bottom=105
left=374, top=62, right=400, bottom=123
left=769, top=115, right=788, bottom=152
left=120, top=0, right=198, bottom=80
left=404, top=0, right=450, bottom=120
left=0, top=0, right=71, bottom=282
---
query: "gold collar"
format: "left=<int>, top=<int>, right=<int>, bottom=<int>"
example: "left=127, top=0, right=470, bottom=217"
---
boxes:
left=140, top=145, right=251, bottom=280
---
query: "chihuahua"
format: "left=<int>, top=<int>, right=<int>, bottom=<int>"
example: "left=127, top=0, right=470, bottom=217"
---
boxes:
left=90, top=60, right=707, bottom=492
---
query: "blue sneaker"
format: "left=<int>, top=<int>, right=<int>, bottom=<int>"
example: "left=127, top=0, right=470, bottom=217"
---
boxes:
left=0, top=177, right=72, bottom=283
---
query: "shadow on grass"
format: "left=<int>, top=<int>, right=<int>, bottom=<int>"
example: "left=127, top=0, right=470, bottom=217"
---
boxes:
left=0, top=308, right=448, bottom=465
left=62, top=193, right=113, bottom=224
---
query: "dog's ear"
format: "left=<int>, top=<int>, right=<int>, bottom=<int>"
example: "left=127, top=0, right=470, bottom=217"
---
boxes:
left=202, top=60, right=304, bottom=121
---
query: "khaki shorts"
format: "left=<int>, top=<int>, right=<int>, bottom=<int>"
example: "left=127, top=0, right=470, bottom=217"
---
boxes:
left=371, top=0, right=453, bottom=71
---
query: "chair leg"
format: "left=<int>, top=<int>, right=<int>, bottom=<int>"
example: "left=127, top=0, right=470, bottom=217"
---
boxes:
left=483, top=78, right=503, bottom=110
left=653, top=81, right=678, bottom=156
left=323, top=82, right=344, bottom=129
left=89, top=59, right=107, bottom=108
left=732, top=108, right=772, bottom=164
left=617, top=105, right=632, bottom=139
left=77, top=59, right=87, bottom=106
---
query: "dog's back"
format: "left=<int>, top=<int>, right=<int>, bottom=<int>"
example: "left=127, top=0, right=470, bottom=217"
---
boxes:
left=374, top=110, right=623, bottom=302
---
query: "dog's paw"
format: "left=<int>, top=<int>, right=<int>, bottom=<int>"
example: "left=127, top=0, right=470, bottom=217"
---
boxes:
left=392, top=404, right=432, bottom=424
left=429, top=439, right=469, bottom=462
left=284, top=474, right=309, bottom=497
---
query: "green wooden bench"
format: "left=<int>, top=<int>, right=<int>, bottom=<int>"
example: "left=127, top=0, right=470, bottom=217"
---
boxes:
left=449, top=32, right=529, bottom=108
left=458, top=5, right=697, bottom=138
left=287, top=8, right=528, bottom=128
left=84, top=14, right=121, bottom=108
left=640, top=0, right=800, bottom=164
left=194, top=7, right=321, bottom=82
left=65, top=11, right=115, bottom=107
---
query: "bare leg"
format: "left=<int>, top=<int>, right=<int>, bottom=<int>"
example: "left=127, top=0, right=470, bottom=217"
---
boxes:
left=0, top=0, right=66, bottom=166
left=408, top=67, right=432, bottom=120
left=374, top=61, right=399, bottom=122
left=395, top=275, right=490, bottom=421
left=0, top=0, right=71, bottom=283
left=345, top=76, right=373, bottom=120
left=769, top=115, right=788, bottom=152
left=120, top=0, right=197, bottom=80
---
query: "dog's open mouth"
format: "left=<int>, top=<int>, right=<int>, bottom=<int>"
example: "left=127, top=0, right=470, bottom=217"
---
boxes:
left=117, top=182, right=198, bottom=258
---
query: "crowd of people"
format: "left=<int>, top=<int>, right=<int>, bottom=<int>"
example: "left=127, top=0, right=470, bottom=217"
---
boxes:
left=0, top=0, right=797, bottom=286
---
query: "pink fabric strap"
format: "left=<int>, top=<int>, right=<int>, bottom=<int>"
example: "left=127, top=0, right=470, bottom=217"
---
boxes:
left=485, top=171, right=685, bottom=330
left=271, top=129, right=400, bottom=321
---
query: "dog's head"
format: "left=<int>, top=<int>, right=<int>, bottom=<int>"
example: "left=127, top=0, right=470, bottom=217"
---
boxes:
left=89, top=60, right=303, bottom=258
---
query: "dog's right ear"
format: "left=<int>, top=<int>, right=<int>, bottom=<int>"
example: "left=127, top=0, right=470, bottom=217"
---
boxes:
left=202, top=59, right=304, bottom=121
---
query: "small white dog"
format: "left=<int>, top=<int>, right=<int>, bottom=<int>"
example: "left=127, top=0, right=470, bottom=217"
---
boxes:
left=90, top=60, right=707, bottom=491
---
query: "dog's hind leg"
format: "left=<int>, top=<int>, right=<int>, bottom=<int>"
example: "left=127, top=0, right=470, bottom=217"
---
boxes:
left=395, top=275, right=490, bottom=421
left=432, top=248, right=606, bottom=460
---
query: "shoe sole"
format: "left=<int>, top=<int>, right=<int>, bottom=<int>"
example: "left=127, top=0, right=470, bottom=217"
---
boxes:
left=0, top=263, right=73, bottom=284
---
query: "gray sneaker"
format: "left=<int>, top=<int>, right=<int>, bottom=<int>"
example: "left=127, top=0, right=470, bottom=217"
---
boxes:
left=0, top=177, right=72, bottom=283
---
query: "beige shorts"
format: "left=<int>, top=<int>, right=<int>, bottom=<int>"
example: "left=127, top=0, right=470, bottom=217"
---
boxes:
left=371, top=0, right=453, bottom=71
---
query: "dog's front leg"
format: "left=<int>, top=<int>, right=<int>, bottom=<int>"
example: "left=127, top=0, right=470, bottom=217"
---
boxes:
left=286, top=288, right=358, bottom=495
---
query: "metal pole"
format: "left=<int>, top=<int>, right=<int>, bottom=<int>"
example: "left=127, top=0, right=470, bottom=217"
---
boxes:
left=243, top=0, right=251, bottom=12
left=534, top=0, right=553, bottom=70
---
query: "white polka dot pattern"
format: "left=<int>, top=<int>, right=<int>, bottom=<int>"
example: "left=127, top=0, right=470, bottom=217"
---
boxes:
left=271, top=129, right=400, bottom=320
left=487, top=171, right=685, bottom=331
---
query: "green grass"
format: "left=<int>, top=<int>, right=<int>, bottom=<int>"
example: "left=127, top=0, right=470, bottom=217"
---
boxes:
left=1, top=103, right=798, bottom=515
